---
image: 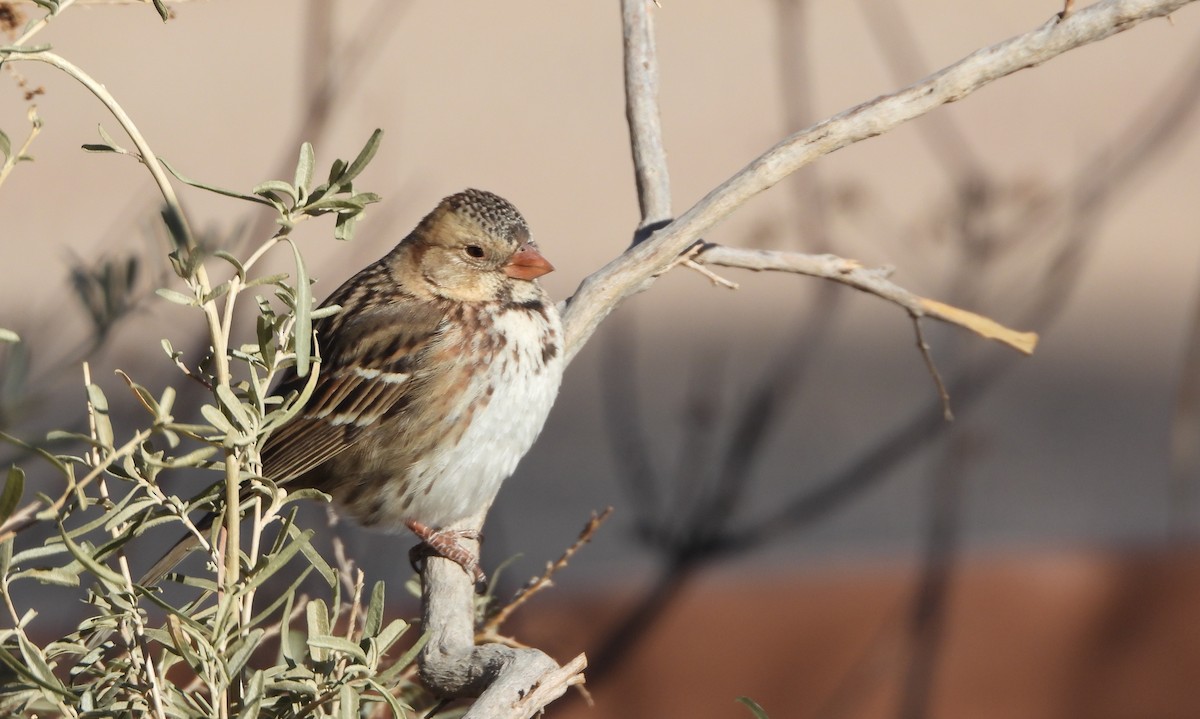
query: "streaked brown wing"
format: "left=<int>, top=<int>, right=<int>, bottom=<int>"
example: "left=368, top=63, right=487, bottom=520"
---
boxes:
left=262, top=292, right=446, bottom=484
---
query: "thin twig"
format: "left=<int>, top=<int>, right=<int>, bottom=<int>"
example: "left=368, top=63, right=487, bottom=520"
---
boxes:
left=911, top=317, right=953, bottom=421
left=857, top=0, right=987, bottom=180
left=695, top=245, right=1037, bottom=354
left=9, top=0, right=78, bottom=46
left=481, top=508, right=613, bottom=637
left=0, top=106, right=40, bottom=190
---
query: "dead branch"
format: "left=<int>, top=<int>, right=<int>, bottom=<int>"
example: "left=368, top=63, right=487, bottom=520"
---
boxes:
left=693, top=245, right=1038, bottom=354
left=481, top=508, right=613, bottom=639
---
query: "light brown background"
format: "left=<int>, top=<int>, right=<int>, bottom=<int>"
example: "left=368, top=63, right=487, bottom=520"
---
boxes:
left=3, top=2, right=1200, bottom=716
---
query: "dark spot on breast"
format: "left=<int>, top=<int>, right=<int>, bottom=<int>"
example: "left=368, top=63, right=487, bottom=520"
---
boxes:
left=401, top=493, right=415, bottom=509
left=511, top=298, right=549, bottom=318
left=486, top=384, right=495, bottom=398
left=541, top=339, right=559, bottom=364
left=360, top=494, right=387, bottom=525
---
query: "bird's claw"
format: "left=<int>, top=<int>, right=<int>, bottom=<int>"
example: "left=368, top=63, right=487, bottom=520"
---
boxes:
left=406, top=522, right=487, bottom=592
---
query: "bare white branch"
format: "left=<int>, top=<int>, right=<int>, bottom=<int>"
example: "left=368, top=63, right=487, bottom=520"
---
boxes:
left=622, top=0, right=672, bottom=225
left=559, top=0, right=1193, bottom=364
left=420, top=509, right=587, bottom=719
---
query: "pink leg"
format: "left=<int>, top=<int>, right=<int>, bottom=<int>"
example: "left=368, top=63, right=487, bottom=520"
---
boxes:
left=406, top=520, right=486, bottom=586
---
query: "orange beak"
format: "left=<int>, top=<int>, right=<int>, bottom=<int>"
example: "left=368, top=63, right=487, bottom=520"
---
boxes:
left=504, top=242, right=555, bottom=280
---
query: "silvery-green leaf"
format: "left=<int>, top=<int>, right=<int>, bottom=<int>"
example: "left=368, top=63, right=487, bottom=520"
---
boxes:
left=0, top=466, right=23, bottom=525
left=307, top=635, right=367, bottom=665
left=373, top=618, right=410, bottom=656
left=199, top=403, right=235, bottom=434
left=364, top=581, right=385, bottom=638
left=308, top=304, right=342, bottom=320
left=366, top=678, right=408, bottom=718
left=215, top=384, right=253, bottom=433
left=306, top=600, right=331, bottom=662
left=377, top=630, right=428, bottom=681
left=338, top=684, right=358, bottom=719
left=350, top=191, right=382, bottom=206
left=244, top=529, right=313, bottom=591
left=161, top=157, right=274, bottom=207
left=227, top=628, right=265, bottom=676
left=334, top=211, right=360, bottom=242
left=288, top=520, right=335, bottom=587
left=342, top=128, right=383, bottom=184
left=294, top=142, right=315, bottom=198
left=155, top=288, right=198, bottom=306
left=253, top=180, right=297, bottom=204
left=303, top=197, right=364, bottom=214
left=86, top=384, right=114, bottom=450
left=285, top=239, right=313, bottom=378
left=58, top=524, right=124, bottom=586
left=11, top=567, right=81, bottom=587
left=326, top=158, right=346, bottom=186
left=213, top=250, right=246, bottom=281
left=246, top=272, right=289, bottom=289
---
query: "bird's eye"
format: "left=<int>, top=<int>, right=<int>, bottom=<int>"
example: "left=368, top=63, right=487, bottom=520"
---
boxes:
left=464, top=245, right=485, bottom=259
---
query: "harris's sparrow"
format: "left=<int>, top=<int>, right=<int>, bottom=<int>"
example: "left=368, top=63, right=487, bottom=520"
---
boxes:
left=142, top=189, right=564, bottom=586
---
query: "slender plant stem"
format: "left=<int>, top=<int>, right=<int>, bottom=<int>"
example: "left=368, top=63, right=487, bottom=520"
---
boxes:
left=0, top=108, right=41, bottom=190
left=3, top=53, right=247, bottom=709
left=11, top=0, right=78, bottom=46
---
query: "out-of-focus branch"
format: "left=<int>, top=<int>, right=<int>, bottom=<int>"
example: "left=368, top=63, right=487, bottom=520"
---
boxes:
left=600, top=0, right=677, bottom=534
left=726, top=33, right=1200, bottom=553
left=1171, top=280, right=1200, bottom=533
left=857, top=0, right=986, bottom=180
left=898, top=432, right=976, bottom=719
left=559, top=0, right=1193, bottom=364
left=694, top=0, right=844, bottom=533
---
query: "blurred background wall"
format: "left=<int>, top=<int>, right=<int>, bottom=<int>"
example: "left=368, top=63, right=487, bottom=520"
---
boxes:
left=3, top=1, right=1200, bottom=716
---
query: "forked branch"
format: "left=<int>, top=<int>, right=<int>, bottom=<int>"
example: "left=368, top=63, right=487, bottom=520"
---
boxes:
left=559, top=0, right=1194, bottom=364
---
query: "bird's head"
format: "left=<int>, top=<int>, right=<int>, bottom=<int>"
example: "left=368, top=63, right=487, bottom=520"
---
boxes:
left=405, top=189, right=554, bottom=303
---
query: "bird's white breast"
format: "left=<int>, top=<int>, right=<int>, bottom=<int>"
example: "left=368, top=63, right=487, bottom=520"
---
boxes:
left=399, top=305, right=564, bottom=527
